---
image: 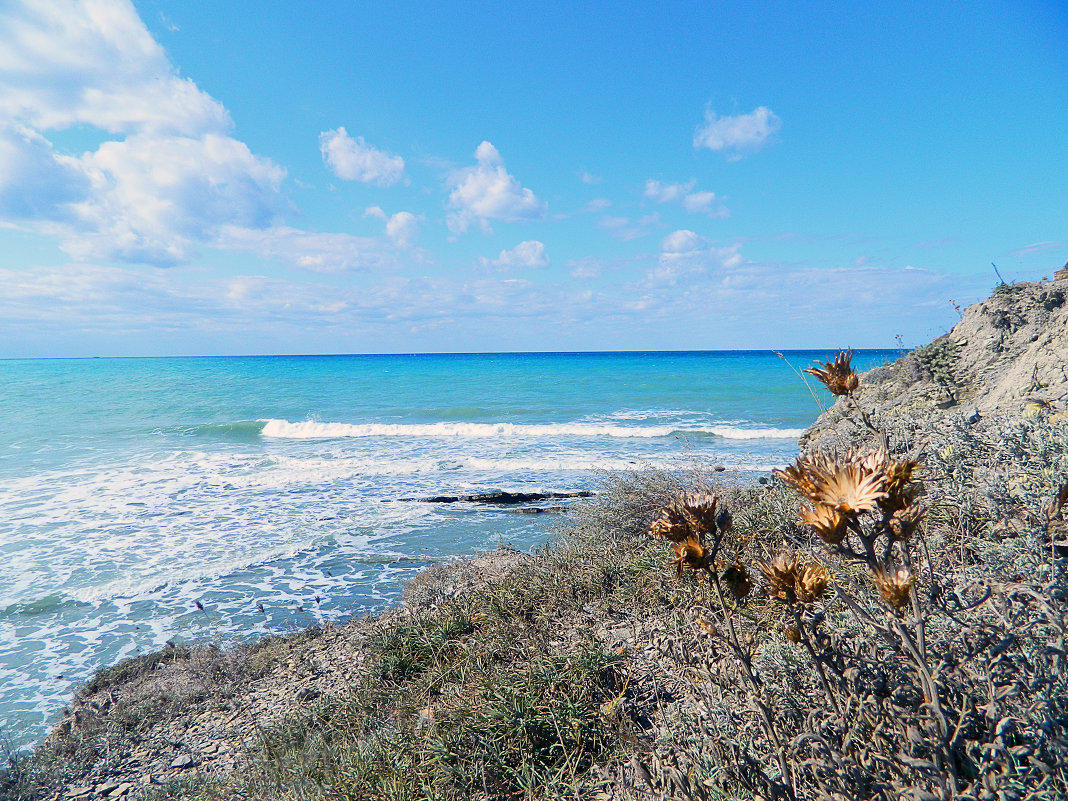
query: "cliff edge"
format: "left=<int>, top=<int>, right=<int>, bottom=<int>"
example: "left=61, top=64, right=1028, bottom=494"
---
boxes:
left=803, top=274, right=1068, bottom=450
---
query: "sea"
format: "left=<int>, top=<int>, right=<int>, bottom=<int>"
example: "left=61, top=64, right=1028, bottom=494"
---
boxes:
left=0, top=349, right=894, bottom=748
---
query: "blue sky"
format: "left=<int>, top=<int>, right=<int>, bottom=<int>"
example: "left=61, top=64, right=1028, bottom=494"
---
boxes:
left=0, top=0, right=1065, bottom=357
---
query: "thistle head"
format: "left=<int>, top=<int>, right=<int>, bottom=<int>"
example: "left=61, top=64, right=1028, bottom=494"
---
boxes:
left=758, top=552, right=831, bottom=605
left=721, top=563, right=753, bottom=599
left=671, top=536, right=708, bottom=575
left=871, top=566, right=915, bottom=611
left=887, top=504, right=925, bottom=541
left=798, top=503, right=847, bottom=544
left=804, top=350, right=860, bottom=397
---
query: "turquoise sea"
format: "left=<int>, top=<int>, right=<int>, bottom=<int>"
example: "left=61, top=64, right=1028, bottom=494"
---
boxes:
left=0, top=350, right=894, bottom=747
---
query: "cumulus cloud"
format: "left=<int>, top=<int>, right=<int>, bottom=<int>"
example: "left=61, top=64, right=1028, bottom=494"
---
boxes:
left=0, top=0, right=229, bottom=136
left=694, top=106, right=781, bottom=158
left=0, top=0, right=292, bottom=266
left=446, top=141, right=546, bottom=234
left=477, top=240, right=549, bottom=272
left=644, top=179, right=728, bottom=218
left=647, top=229, right=743, bottom=286
left=319, top=127, right=406, bottom=186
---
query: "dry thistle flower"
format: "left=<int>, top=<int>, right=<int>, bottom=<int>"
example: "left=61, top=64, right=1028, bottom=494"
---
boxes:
left=777, top=450, right=888, bottom=518
left=671, top=535, right=708, bottom=575
left=880, top=458, right=921, bottom=513
left=649, top=493, right=720, bottom=542
left=814, top=462, right=888, bottom=517
left=872, top=566, right=915, bottom=610
left=887, top=504, right=925, bottom=541
left=649, top=504, right=691, bottom=542
left=679, top=492, right=719, bottom=534
left=804, top=350, right=860, bottom=396
left=775, top=452, right=836, bottom=499
left=721, top=563, right=753, bottom=598
left=759, top=552, right=800, bottom=602
left=798, top=503, right=847, bottom=544
left=758, top=552, right=831, bottom=604
left=796, top=561, right=832, bottom=603
left=784, top=624, right=802, bottom=644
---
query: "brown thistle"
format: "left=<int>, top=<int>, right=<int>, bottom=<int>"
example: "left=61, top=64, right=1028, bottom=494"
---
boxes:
left=758, top=552, right=831, bottom=604
left=879, top=457, right=921, bottom=513
left=721, top=563, right=753, bottom=598
left=796, top=560, right=832, bottom=603
left=649, top=504, right=691, bottom=542
left=798, top=503, right=847, bottom=544
left=814, top=462, right=888, bottom=516
left=777, top=450, right=889, bottom=518
left=774, top=451, right=837, bottom=499
left=649, top=493, right=719, bottom=543
left=671, top=535, right=708, bottom=575
left=804, top=350, right=860, bottom=396
left=679, top=492, right=719, bottom=534
left=871, top=566, right=915, bottom=610
left=887, top=504, right=925, bottom=541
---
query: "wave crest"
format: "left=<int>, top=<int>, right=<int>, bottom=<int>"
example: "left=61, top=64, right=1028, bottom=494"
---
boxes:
left=259, top=419, right=802, bottom=440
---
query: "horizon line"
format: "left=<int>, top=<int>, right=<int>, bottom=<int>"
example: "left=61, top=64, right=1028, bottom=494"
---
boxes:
left=0, top=347, right=904, bottom=361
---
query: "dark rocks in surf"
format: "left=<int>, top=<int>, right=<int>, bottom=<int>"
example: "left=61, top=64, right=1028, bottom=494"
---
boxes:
left=402, top=490, right=593, bottom=504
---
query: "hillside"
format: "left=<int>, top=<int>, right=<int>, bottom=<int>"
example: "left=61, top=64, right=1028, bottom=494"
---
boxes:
left=803, top=276, right=1068, bottom=451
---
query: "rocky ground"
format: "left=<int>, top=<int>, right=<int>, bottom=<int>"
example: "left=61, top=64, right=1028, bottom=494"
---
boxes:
left=802, top=276, right=1068, bottom=451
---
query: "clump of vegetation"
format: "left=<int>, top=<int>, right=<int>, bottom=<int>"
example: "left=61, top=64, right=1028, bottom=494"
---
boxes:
left=912, top=337, right=962, bottom=398
left=643, top=352, right=1068, bottom=801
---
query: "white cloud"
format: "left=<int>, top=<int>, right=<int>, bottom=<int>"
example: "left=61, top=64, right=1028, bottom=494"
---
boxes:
left=1008, top=240, right=1067, bottom=258
left=385, top=211, right=421, bottom=247
left=694, top=106, right=781, bottom=157
left=478, top=240, right=549, bottom=272
left=579, top=170, right=602, bottom=185
left=0, top=0, right=292, bottom=267
left=648, top=230, right=742, bottom=286
left=319, top=127, right=406, bottom=186
left=67, top=133, right=286, bottom=265
left=446, top=141, right=546, bottom=234
left=660, top=229, right=706, bottom=253
left=364, top=206, right=422, bottom=247
left=216, top=225, right=409, bottom=273
left=0, top=0, right=229, bottom=136
left=644, top=179, right=728, bottom=218
left=584, top=198, right=611, bottom=213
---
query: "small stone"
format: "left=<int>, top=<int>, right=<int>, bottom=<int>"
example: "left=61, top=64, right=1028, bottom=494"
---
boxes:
left=713, top=464, right=726, bottom=472
left=170, top=754, right=195, bottom=769
left=95, top=782, right=120, bottom=796
left=965, top=409, right=981, bottom=425
left=68, top=787, right=92, bottom=798
left=111, top=783, right=133, bottom=797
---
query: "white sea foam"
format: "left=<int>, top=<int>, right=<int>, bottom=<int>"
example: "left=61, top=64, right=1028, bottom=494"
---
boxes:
left=260, top=418, right=803, bottom=440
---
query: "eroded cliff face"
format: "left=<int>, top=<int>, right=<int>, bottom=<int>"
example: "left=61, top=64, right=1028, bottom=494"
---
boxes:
left=802, top=275, right=1068, bottom=450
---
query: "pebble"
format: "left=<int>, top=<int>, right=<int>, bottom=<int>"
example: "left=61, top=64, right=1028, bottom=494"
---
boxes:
left=170, top=754, right=195, bottom=769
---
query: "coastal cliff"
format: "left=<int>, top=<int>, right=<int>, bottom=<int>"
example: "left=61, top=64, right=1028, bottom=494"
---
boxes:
left=802, top=276, right=1068, bottom=451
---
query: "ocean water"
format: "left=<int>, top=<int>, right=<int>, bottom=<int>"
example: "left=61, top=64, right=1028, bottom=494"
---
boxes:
left=0, top=350, right=894, bottom=747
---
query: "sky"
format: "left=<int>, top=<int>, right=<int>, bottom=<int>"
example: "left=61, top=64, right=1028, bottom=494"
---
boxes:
left=0, top=0, right=1065, bottom=357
